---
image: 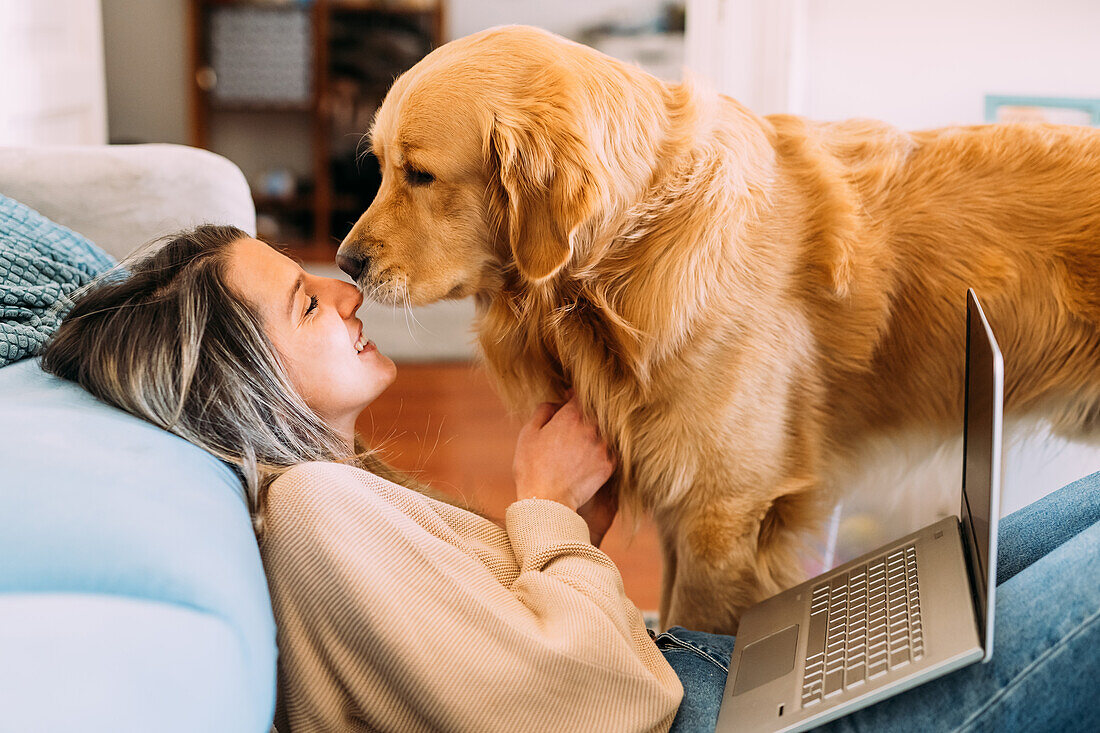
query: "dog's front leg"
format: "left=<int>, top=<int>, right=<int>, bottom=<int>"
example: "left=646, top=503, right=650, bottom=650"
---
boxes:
left=661, top=478, right=820, bottom=636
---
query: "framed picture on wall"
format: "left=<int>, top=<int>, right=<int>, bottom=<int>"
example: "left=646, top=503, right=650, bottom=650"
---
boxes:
left=985, top=95, right=1100, bottom=127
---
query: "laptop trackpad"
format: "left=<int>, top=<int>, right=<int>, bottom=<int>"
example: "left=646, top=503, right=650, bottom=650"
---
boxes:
left=732, top=624, right=799, bottom=695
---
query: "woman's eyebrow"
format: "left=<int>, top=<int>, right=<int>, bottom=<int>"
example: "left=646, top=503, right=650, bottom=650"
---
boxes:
left=286, top=273, right=304, bottom=321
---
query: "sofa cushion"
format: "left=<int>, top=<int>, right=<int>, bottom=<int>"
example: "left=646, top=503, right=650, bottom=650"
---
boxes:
left=0, top=357, right=277, bottom=731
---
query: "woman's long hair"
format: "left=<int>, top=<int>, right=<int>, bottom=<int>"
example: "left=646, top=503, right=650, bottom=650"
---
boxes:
left=41, top=224, right=438, bottom=533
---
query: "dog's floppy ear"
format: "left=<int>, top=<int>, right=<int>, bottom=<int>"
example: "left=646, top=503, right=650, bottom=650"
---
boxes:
left=486, top=105, right=600, bottom=282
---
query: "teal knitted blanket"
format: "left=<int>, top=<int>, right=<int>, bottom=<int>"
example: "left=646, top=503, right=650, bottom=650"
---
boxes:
left=0, top=194, right=117, bottom=367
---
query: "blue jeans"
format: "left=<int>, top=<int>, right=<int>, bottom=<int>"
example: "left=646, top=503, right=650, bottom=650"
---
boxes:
left=654, top=471, right=1100, bottom=732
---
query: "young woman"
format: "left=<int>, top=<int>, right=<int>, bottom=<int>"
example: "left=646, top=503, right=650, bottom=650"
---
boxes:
left=41, top=225, right=1099, bottom=732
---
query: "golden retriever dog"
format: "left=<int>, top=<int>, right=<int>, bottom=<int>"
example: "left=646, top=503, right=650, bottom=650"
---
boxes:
left=336, top=25, right=1100, bottom=634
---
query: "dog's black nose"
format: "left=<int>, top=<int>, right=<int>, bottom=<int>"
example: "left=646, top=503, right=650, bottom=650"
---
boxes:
left=336, top=253, right=366, bottom=281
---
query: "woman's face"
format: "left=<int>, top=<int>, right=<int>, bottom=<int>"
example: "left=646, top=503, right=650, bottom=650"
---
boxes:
left=224, top=237, right=396, bottom=437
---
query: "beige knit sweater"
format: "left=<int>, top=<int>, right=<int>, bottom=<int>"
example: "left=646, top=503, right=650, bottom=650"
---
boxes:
left=259, top=461, right=684, bottom=733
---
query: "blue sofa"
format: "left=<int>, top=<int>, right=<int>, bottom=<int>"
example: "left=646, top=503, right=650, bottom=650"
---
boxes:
left=0, top=359, right=276, bottom=732
left=0, top=145, right=275, bottom=732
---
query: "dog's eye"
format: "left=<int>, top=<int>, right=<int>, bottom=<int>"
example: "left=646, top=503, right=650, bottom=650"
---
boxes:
left=404, top=166, right=435, bottom=186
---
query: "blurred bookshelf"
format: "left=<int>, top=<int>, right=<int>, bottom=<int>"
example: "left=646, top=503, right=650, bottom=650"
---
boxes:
left=188, top=0, right=444, bottom=261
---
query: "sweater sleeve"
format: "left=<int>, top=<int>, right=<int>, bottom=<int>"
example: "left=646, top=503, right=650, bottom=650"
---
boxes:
left=261, top=463, right=682, bottom=733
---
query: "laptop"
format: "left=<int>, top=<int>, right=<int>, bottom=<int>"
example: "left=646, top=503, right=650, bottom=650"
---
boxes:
left=715, top=288, right=1004, bottom=732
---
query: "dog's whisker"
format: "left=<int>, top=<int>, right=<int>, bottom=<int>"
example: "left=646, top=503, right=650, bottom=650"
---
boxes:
left=402, top=278, right=423, bottom=330
left=401, top=276, right=427, bottom=343
left=365, top=278, right=392, bottom=309
left=402, top=302, right=414, bottom=341
left=402, top=305, right=420, bottom=345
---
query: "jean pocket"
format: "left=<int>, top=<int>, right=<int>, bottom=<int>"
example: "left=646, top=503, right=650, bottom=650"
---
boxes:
left=655, top=630, right=731, bottom=673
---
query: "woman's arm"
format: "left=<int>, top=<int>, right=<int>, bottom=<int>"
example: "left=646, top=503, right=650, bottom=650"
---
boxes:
left=261, top=462, right=682, bottom=733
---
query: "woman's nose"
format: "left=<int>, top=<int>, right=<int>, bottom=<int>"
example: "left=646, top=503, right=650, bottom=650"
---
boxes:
left=336, top=280, right=364, bottom=318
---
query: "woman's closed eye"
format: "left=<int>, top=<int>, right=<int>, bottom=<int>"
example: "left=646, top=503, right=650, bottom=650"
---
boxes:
left=305, top=294, right=318, bottom=317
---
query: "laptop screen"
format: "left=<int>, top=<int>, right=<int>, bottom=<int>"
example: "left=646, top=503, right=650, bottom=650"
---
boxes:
left=960, top=288, right=1004, bottom=660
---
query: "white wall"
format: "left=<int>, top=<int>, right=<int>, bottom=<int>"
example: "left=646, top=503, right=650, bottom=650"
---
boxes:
left=686, top=0, right=808, bottom=118
left=0, top=0, right=108, bottom=145
left=100, top=0, right=188, bottom=144
left=687, top=0, right=1100, bottom=129
left=803, top=0, right=1100, bottom=129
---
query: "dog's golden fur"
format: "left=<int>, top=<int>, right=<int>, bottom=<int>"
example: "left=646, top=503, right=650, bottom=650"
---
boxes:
left=338, top=26, right=1100, bottom=633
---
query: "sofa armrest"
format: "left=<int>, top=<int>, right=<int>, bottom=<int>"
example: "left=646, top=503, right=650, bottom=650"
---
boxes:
left=0, top=144, right=255, bottom=261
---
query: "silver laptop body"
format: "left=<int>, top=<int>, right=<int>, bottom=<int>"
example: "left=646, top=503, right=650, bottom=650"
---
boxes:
left=716, top=289, right=1004, bottom=733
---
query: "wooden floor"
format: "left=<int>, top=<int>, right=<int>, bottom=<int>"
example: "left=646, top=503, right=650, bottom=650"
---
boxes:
left=355, top=362, right=664, bottom=612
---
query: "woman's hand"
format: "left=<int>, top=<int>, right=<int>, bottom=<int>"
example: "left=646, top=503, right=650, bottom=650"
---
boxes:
left=574, top=485, right=619, bottom=548
left=513, top=396, right=618, bottom=543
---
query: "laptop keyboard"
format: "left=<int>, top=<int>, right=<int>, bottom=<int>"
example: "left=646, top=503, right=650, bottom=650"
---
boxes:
left=801, top=545, right=924, bottom=707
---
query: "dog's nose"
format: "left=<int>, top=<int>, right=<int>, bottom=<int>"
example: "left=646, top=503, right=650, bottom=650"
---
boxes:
left=336, top=253, right=366, bottom=281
